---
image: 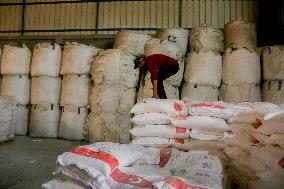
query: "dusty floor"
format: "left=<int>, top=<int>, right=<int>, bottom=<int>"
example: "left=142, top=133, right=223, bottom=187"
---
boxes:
left=0, top=136, right=87, bottom=189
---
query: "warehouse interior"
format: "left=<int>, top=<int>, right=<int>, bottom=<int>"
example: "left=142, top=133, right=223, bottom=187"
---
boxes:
left=0, top=0, right=284, bottom=189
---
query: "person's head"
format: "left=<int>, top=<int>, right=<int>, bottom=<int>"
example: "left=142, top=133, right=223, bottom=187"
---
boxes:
left=134, top=56, right=145, bottom=69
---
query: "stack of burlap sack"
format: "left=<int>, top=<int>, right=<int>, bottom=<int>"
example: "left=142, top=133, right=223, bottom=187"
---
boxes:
left=137, top=28, right=188, bottom=101
left=223, top=102, right=284, bottom=188
left=181, top=25, right=223, bottom=101
left=43, top=142, right=225, bottom=189
left=0, top=44, right=31, bottom=136
left=220, top=21, right=261, bottom=102
left=262, top=45, right=284, bottom=105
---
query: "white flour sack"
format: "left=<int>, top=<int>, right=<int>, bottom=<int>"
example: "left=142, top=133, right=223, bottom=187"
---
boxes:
left=187, top=101, right=252, bottom=120
left=60, top=42, right=99, bottom=75
left=42, top=178, right=90, bottom=189
left=0, top=96, right=16, bottom=142
left=130, top=99, right=188, bottom=117
left=1, top=44, right=31, bottom=75
left=251, top=147, right=284, bottom=176
left=222, top=48, right=260, bottom=85
left=131, top=113, right=171, bottom=126
left=262, top=80, right=284, bottom=105
left=190, top=24, right=224, bottom=52
left=113, top=31, right=152, bottom=57
left=107, top=165, right=171, bottom=189
left=29, top=104, right=60, bottom=138
left=262, top=45, right=284, bottom=80
left=224, top=20, right=257, bottom=51
left=130, top=125, right=190, bottom=138
left=237, top=101, right=280, bottom=115
left=58, top=105, right=88, bottom=141
left=57, top=142, right=141, bottom=180
left=189, top=130, right=224, bottom=141
left=181, top=83, right=219, bottom=102
left=60, top=75, right=90, bottom=107
left=184, top=51, right=222, bottom=87
left=31, top=42, right=62, bottom=77
left=229, top=111, right=264, bottom=126
left=91, top=49, right=139, bottom=88
left=131, top=137, right=190, bottom=148
left=31, top=76, right=61, bottom=104
left=144, top=38, right=183, bottom=60
left=0, top=75, right=31, bottom=105
left=257, top=111, right=284, bottom=135
left=219, top=83, right=261, bottom=103
left=265, top=134, right=284, bottom=149
left=175, top=140, right=227, bottom=150
left=156, top=28, right=189, bottom=55
left=171, top=116, right=229, bottom=132
left=88, top=113, right=132, bottom=144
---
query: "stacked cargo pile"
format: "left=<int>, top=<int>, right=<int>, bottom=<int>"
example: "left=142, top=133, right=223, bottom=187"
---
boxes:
left=0, top=96, right=16, bottom=142
left=29, top=42, right=62, bottom=138
left=0, top=44, right=31, bottom=136
left=262, top=46, right=284, bottom=105
left=137, top=28, right=188, bottom=101
left=43, top=142, right=225, bottom=189
left=59, top=42, right=99, bottom=140
left=223, top=102, right=284, bottom=188
left=220, top=21, right=261, bottom=102
left=181, top=25, right=223, bottom=101
left=88, top=49, right=139, bottom=143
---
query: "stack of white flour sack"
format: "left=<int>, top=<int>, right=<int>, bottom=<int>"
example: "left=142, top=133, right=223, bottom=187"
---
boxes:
left=181, top=24, right=223, bottom=101
left=59, top=42, right=99, bottom=140
left=43, top=142, right=226, bottom=189
left=262, top=45, right=284, bottom=105
left=28, top=42, right=62, bottom=138
left=223, top=102, right=284, bottom=189
left=137, top=28, right=188, bottom=101
left=88, top=31, right=148, bottom=143
left=221, top=20, right=261, bottom=102
left=0, top=96, right=16, bottom=142
left=0, top=44, right=31, bottom=136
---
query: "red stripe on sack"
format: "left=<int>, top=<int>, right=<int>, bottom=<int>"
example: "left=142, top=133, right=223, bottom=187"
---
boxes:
left=159, top=148, right=172, bottom=168
left=191, top=103, right=225, bottom=109
left=251, top=118, right=262, bottom=129
left=110, top=169, right=153, bottom=188
left=174, top=102, right=183, bottom=111
left=70, top=147, right=119, bottom=171
left=176, top=127, right=187, bottom=133
left=175, top=115, right=187, bottom=120
left=164, top=177, right=208, bottom=189
left=175, top=138, right=185, bottom=144
left=278, top=157, right=284, bottom=169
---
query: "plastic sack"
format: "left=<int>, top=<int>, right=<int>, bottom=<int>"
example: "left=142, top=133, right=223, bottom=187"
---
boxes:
left=0, top=96, right=16, bottom=142
left=42, top=178, right=90, bottom=189
left=131, top=113, right=171, bottom=126
left=131, top=137, right=190, bottom=148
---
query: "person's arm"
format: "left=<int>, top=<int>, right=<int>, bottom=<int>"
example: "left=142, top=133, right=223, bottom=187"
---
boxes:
left=152, top=79, right=159, bottom=99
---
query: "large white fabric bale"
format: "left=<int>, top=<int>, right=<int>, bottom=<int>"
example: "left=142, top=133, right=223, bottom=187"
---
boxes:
left=88, top=113, right=132, bottom=143
left=0, top=44, right=31, bottom=75
left=90, top=84, right=136, bottom=114
left=0, top=96, right=16, bottom=142
left=144, top=38, right=183, bottom=60
left=92, top=49, right=139, bottom=88
left=220, top=84, right=261, bottom=103
left=184, top=51, right=222, bottom=87
left=263, top=46, right=284, bottom=80
left=137, top=72, right=179, bottom=102
left=60, top=75, right=90, bottom=107
left=29, top=104, right=60, bottom=138
left=31, top=76, right=61, bottom=104
left=14, top=105, right=29, bottom=135
left=156, top=28, right=189, bottom=55
left=224, top=20, right=257, bottom=51
left=0, top=75, right=30, bottom=105
left=60, top=42, right=99, bottom=75
left=164, top=58, right=185, bottom=87
left=113, top=31, right=152, bottom=57
left=223, top=48, right=260, bottom=85
left=262, top=80, right=284, bottom=105
left=190, top=24, right=224, bottom=52
left=58, top=105, right=88, bottom=141
left=31, top=42, right=62, bottom=77
left=181, top=83, right=219, bottom=101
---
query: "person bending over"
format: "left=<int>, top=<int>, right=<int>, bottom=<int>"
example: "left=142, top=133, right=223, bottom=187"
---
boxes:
left=134, top=54, right=179, bottom=99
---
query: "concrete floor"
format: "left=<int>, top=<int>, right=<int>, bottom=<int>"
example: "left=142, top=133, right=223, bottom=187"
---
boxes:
left=0, top=136, right=87, bottom=189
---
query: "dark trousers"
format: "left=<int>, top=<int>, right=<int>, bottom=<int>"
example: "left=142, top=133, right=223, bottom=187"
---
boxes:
left=155, top=64, right=179, bottom=99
